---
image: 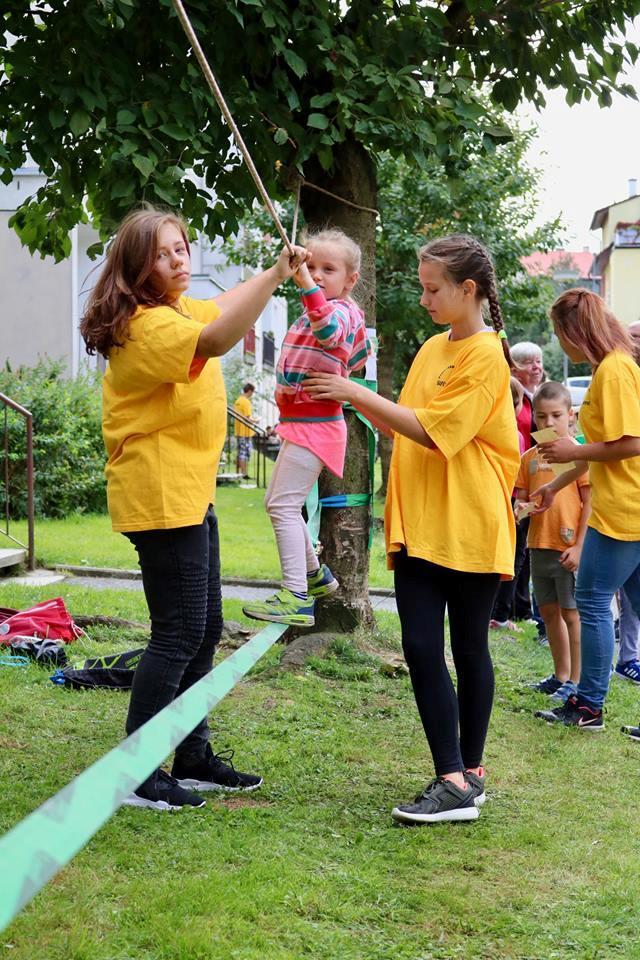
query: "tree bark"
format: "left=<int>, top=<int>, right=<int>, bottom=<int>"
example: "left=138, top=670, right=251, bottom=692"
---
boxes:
left=376, top=323, right=395, bottom=499
left=300, top=138, right=376, bottom=631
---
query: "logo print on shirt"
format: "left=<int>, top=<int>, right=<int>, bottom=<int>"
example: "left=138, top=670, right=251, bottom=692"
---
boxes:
left=437, top=364, right=455, bottom=387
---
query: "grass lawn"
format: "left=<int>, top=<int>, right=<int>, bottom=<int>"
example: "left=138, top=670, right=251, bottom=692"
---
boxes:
left=8, top=483, right=393, bottom=588
left=1, top=578, right=640, bottom=959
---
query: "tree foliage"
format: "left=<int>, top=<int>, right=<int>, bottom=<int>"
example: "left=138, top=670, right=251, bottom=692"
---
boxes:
left=1, top=0, right=639, bottom=260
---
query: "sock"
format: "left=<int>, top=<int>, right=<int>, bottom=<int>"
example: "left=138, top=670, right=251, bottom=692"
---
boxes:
left=290, top=590, right=308, bottom=601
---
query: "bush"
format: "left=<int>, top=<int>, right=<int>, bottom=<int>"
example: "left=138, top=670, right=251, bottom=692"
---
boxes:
left=0, top=358, right=106, bottom=519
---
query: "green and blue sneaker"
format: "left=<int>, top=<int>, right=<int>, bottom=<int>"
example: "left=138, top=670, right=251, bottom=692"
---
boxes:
left=307, top=564, right=339, bottom=598
left=243, top=589, right=315, bottom=627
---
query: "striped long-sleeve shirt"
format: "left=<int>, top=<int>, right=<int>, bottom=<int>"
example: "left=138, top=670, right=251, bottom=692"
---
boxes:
left=275, top=287, right=370, bottom=424
left=274, top=287, right=371, bottom=477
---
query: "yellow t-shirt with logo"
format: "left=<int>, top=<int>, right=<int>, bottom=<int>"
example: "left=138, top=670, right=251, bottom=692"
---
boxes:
left=578, top=350, right=640, bottom=541
left=102, top=296, right=227, bottom=532
left=385, top=330, right=520, bottom=575
left=233, top=394, right=255, bottom=437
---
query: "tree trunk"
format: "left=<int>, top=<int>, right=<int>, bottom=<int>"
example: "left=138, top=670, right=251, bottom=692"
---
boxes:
left=376, top=323, right=395, bottom=499
left=300, top=138, right=376, bottom=631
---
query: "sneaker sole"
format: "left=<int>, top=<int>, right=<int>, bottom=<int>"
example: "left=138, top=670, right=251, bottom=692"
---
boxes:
left=621, top=726, right=640, bottom=741
left=473, top=792, right=486, bottom=807
left=391, top=805, right=479, bottom=824
left=174, top=777, right=264, bottom=793
left=242, top=609, right=315, bottom=626
left=122, top=794, right=206, bottom=811
left=308, top=579, right=339, bottom=598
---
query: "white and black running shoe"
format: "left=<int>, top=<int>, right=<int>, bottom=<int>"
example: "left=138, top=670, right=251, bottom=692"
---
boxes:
left=172, top=744, right=263, bottom=792
left=391, top=777, right=479, bottom=824
left=535, top=694, right=604, bottom=731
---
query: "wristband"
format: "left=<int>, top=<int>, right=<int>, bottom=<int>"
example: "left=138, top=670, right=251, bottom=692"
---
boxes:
left=300, top=285, right=320, bottom=295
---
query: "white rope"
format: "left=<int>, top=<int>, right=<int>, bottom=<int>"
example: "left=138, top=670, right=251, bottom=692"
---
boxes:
left=170, top=0, right=294, bottom=254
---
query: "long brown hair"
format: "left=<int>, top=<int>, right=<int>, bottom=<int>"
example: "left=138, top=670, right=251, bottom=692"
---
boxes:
left=419, top=233, right=513, bottom=367
left=80, top=207, right=190, bottom=357
left=550, top=288, right=633, bottom=366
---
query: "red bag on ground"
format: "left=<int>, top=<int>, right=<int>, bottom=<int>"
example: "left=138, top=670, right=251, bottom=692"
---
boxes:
left=0, top=598, right=83, bottom=645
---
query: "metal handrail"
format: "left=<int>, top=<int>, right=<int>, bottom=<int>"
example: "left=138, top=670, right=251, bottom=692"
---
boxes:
left=0, top=392, right=35, bottom=570
left=223, top=406, right=268, bottom=488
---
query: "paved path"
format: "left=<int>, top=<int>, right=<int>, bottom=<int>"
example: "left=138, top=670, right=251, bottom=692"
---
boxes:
left=63, top=575, right=399, bottom=612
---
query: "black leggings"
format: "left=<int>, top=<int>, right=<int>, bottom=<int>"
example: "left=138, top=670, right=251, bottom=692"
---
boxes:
left=394, top=551, right=500, bottom=776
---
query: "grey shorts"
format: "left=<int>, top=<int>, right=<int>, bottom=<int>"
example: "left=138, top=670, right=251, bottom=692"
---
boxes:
left=530, top=548, right=576, bottom=609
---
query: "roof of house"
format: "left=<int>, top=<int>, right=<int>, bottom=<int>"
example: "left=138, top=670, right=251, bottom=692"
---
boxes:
left=521, top=250, right=594, bottom=278
left=590, top=193, right=640, bottom=230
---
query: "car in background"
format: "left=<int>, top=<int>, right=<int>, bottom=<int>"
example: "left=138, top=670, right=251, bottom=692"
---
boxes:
left=566, top=376, right=592, bottom=408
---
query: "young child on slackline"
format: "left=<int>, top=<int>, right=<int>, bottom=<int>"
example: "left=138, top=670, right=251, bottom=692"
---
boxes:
left=242, top=228, right=370, bottom=628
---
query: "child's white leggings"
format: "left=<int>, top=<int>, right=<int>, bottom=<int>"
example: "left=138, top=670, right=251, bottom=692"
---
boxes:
left=265, top=440, right=322, bottom=595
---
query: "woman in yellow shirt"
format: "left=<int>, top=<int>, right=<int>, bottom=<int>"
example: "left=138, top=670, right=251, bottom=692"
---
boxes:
left=307, top=234, right=520, bottom=824
left=81, top=207, right=306, bottom=811
left=533, top=289, right=640, bottom=733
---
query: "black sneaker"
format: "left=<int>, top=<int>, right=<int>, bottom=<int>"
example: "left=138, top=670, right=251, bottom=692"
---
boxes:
left=172, top=744, right=263, bottom=793
left=621, top=724, right=640, bottom=741
left=391, top=777, right=479, bottom=824
left=527, top=674, right=563, bottom=695
left=535, top=694, right=604, bottom=731
left=464, top=768, right=486, bottom=807
left=123, top=769, right=207, bottom=811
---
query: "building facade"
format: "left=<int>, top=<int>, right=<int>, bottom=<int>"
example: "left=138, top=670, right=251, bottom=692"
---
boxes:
left=591, top=180, right=640, bottom=326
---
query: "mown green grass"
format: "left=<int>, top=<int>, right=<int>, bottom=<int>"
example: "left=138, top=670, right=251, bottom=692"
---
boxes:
left=8, top=484, right=393, bottom=587
left=1, top=579, right=640, bottom=959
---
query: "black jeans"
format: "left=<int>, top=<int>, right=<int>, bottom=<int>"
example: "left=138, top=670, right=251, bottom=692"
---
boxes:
left=124, top=505, right=223, bottom=761
left=492, top=514, right=529, bottom=622
left=394, top=550, right=499, bottom=776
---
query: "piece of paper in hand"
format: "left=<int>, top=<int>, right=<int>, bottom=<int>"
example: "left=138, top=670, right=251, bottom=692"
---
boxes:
left=531, top=428, right=576, bottom=476
left=516, top=500, right=537, bottom=520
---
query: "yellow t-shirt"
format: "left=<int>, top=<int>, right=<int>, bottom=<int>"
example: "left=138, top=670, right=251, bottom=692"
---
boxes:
left=102, top=296, right=227, bottom=532
left=385, top=330, right=520, bottom=575
left=515, top=446, right=589, bottom=551
left=233, top=394, right=255, bottom=437
left=578, top=350, right=640, bottom=541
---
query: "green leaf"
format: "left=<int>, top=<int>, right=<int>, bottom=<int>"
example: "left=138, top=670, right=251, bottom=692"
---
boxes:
left=310, top=93, right=334, bottom=108
left=69, top=110, right=90, bottom=137
left=273, top=127, right=289, bottom=145
left=158, top=122, right=191, bottom=140
left=283, top=49, right=307, bottom=78
left=116, top=109, right=136, bottom=126
left=132, top=154, right=155, bottom=179
left=48, top=108, right=65, bottom=130
left=307, top=113, right=329, bottom=130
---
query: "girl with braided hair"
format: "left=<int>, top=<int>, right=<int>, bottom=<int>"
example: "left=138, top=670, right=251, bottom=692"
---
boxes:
left=306, top=233, right=520, bottom=824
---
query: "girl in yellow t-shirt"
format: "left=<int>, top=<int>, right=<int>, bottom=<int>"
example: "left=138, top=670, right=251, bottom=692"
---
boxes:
left=307, top=234, right=520, bottom=824
left=80, top=207, right=307, bottom=811
left=533, top=289, right=640, bottom=734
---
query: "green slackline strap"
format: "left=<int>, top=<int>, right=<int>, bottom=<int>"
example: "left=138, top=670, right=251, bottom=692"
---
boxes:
left=0, top=622, right=287, bottom=934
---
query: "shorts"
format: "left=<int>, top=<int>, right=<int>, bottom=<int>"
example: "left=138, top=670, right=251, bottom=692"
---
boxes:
left=530, top=548, right=576, bottom=609
left=236, top=437, right=252, bottom=460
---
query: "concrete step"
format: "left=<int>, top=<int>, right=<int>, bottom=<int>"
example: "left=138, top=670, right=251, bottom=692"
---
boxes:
left=0, top=547, right=27, bottom=570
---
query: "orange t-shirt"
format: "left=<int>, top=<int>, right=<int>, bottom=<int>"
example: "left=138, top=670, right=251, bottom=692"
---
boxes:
left=515, top=446, right=589, bottom=551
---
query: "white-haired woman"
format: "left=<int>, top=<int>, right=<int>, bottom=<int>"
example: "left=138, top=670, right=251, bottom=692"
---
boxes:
left=511, top=341, right=544, bottom=449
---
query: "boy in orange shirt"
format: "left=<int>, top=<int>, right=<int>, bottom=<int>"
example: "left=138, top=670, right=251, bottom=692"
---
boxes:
left=514, top=382, right=591, bottom=704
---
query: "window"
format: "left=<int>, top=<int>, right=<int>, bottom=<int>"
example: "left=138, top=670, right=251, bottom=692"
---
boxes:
left=262, top=332, right=275, bottom=369
left=614, top=223, right=640, bottom=247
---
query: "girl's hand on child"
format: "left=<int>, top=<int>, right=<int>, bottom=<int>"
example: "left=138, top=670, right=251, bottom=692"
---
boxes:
left=304, top=371, right=356, bottom=403
left=273, top=245, right=310, bottom=282
left=537, top=437, right=578, bottom=464
left=559, top=545, right=581, bottom=572
left=531, top=483, right=555, bottom=514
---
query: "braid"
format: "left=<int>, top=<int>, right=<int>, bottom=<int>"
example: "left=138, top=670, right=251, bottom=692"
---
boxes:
left=487, top=282, right=514, bottom=369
